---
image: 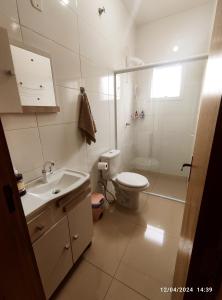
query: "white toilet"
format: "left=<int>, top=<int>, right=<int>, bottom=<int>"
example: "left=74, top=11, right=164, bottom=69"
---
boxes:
left=100, top=150, right=149, bottom=209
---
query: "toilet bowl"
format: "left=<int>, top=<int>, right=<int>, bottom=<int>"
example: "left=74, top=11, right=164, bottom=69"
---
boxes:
left=112, top=172, right=149, bottom=209
left=100, top=150, right=149, bottom=209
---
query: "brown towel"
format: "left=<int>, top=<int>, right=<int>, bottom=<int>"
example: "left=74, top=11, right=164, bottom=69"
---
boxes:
left=78, top=91, right=97, bottom=145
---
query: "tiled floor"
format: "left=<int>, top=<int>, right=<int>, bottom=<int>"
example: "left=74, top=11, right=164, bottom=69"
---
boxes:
left=135, top=170, right=188, bottom=201
left=52, top=193, right=184, bottom=300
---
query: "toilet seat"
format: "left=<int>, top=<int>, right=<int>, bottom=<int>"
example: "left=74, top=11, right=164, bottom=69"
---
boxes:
left=116, top=172, right=149, bottom=188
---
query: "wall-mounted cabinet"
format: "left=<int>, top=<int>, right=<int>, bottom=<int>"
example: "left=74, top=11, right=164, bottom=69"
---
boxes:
left=0, top=26, right=60, bottom=113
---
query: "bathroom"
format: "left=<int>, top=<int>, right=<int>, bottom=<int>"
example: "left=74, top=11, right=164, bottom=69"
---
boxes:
left=0, top=0, right=222, bottom=300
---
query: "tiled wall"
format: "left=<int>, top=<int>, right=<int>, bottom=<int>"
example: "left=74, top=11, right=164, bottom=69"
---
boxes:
left=135, top=1, right=216, bottom=63
left=0, top=0, right=135, bottom=187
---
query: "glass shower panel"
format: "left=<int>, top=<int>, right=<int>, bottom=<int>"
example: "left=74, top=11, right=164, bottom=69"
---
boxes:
left=116, top=59, right=206, bottom=202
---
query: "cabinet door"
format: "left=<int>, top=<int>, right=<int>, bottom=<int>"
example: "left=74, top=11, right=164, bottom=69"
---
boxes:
left=10, top=45, right=56, bottom=107
left=68, top=195, right=93, bottom=263
left=33, top=216, right=72, bottom=299
left=0, top=27, right=22, bottom=113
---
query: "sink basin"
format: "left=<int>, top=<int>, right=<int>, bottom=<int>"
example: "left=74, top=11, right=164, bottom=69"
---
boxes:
left=27, top=169, right=89, bottom=201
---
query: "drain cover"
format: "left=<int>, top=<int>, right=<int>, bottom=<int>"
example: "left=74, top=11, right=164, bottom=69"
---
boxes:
left=52, top=189, right=60, bottom=195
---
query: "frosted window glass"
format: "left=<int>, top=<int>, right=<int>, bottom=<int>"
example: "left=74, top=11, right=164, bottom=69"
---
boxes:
left=151, top=65, right=182, bottom=99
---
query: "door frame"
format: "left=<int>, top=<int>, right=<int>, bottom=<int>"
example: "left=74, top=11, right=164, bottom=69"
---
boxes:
left=173, top=0, right=222, bottom=298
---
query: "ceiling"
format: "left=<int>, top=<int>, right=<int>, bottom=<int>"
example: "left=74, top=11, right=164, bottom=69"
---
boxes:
left=122, top=0, right=211, bottom=25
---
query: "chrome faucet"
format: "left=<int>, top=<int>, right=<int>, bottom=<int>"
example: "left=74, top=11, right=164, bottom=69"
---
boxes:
left=42, top=161, right=55, bottom=183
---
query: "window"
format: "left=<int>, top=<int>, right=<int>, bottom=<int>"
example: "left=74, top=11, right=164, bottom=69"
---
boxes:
left=151, top=64, right=182, bottom=99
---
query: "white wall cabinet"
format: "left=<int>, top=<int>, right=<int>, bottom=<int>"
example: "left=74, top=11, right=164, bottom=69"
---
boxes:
left=27, top=182, right=92, bottom=299
left=10, top=45, right=57, bottom=108
left=0, top=27, right=21, bottom=113
left=0, top=26, right=59, bottom=113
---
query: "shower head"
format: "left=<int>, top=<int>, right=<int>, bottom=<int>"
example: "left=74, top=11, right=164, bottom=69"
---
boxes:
left=126, top=56, right=144, bottom=68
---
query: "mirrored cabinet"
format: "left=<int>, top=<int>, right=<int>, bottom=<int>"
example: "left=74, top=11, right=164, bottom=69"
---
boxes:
left=0, top=27, right=60, bottom=113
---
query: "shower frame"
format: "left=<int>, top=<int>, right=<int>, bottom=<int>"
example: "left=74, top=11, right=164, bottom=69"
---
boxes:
left=113, top=53, right=208, bottom=202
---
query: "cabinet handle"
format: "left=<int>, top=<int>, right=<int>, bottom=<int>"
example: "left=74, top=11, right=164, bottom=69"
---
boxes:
left=64, top=243, right=70, bottom=250
left=73, top=234, right=79, bottom=240
left=36, top=224, right=45, bottom=231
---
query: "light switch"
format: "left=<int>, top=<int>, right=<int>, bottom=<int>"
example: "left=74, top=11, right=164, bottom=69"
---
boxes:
left=31, top=0, right=42, bottom=12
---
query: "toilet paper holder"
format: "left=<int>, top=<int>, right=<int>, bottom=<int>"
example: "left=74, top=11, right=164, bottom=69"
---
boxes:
left=98, top=162, right=108, bottom=170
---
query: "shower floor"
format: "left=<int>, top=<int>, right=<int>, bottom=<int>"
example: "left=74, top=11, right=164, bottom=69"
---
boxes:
left=134, top=170, right=188, bottom=202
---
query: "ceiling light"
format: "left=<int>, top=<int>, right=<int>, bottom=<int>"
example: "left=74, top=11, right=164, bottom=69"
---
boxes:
left=60, top=0, right=69, bottom=6
left=173, top=45, right=179, bottom=52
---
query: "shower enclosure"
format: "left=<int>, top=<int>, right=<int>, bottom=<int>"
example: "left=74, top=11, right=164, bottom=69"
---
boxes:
left=114, top=56, right=207, bottom=202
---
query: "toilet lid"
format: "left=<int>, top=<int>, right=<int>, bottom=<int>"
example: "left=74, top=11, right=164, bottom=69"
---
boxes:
left=116, top=172, right=149, bottom=188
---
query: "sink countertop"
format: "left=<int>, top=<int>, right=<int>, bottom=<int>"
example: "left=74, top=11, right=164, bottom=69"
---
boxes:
left=21, top=193, right=48, bottom=218
left=21, top=169, right=90, bottom=219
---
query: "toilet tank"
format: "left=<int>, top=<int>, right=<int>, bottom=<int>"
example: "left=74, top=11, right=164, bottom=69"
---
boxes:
left=100, top=150, right=121, bottom=179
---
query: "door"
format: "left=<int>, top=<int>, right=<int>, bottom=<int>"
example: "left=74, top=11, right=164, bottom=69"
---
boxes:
left=33, top=216, right=73, bottom=299
left=173, top=0, right=222, bottom=298
left=68, top=195, right=93, bottom=263
left=0, top=119, right=45, bottom=300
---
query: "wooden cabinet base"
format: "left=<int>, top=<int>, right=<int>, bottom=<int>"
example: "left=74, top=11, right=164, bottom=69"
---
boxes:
left=27, top=184, right=93, bottom=299
left=33, top=217, right=73, bottom=299
left=22, top=106, right=60, bottom=113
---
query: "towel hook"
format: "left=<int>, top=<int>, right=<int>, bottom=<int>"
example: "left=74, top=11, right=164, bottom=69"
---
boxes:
left=80, top=87, right=85, bottom=94
left=98, top=7, right=105, bottom=16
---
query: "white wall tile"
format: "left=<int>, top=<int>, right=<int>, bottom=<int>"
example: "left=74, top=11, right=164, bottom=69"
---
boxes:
left=5, top=128, right=43, bottom=173
left=36, top=86, right=79, bottom=126
left=64, top=122, right=88, bottom=172
left=38, top=124, right=67, bottom=162
left=81, top=57, right=109, bottom=95
left=21, top=27, right=81, bottom=89
left=0, top=13, right=22, bottom=42
left=0, top=0, right=19, bottom=22
left=17, top=0, right=79, bottom=52
left=135, top=2, right=216, bottom=63
left=1, top=114, right=37, bottom=130
left=59, top=86, right=80, bottom=123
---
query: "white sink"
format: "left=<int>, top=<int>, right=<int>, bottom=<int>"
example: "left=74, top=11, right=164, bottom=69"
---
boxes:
left=27, top=169, right=89, bottom=202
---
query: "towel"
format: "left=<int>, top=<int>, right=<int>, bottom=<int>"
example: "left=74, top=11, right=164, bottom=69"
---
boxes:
left=78, top=91, right=97, bottom=145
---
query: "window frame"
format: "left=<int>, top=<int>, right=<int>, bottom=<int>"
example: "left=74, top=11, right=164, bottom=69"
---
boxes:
left=150, top=64, right=184, bottom=101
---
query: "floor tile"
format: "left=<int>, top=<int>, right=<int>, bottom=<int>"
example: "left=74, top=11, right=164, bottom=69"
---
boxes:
left=135, top=170, right=188, bottom=201
left=132, top=194, right=184, bottom=238
left=84, top=208, right=136, bottom=276
left=104, top=280, right=147, bottom=300
left=116, top=263, right=172, bottom=300
left=115, top=225, right=179, bottom=298
left=52, top=260, right=112, bottom=300
left=152, top=174, right=187, bottom=200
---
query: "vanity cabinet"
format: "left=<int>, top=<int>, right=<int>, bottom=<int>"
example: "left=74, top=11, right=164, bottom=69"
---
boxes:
left=33, top=217, right=72, bottom=299
left=68, top=194, right=93, bottom=263
left=27, top=181, right=93, bottom=299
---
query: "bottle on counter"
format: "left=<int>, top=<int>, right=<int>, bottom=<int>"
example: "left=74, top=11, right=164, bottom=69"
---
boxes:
left=14, top=169, right=26, bottom=196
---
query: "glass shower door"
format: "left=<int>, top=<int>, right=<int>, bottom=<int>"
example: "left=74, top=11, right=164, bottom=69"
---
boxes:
left=116, top=58, right=206, bottom=202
